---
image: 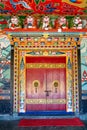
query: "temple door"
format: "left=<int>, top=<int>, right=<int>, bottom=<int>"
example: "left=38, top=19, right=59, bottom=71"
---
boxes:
left=26, top=56, right=66, bottom=111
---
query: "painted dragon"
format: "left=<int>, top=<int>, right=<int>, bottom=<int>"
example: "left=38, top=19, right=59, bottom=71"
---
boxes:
left=10, top=0, right=31, bottom=9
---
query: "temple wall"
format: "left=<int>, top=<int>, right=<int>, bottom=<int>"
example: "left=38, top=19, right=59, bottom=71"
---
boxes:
left=81, top=37, right=87, bottom=113
left=0, top=34, right=11, bottom=114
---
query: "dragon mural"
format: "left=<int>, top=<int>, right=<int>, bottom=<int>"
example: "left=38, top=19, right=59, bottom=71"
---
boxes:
left=0, top=0, right=86, bottom=14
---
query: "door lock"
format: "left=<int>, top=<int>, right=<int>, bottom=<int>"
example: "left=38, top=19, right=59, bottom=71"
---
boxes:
left=44, top=90, right=51, bottom=96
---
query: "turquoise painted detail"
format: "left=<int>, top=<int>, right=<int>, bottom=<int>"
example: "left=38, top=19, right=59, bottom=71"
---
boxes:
left=10, top=0, right=31, bottom=9
left=20, top=58, right=24, bottom=70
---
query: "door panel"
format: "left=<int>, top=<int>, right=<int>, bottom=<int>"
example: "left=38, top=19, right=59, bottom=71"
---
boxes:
left=46, top=69, right=60, bottom=99
left=26, top=68, right=47, bottom=111
left=46, top=68, right=66, bottom=110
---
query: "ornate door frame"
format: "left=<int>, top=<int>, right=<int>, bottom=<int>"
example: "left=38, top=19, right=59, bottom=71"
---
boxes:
left=7, top=32, right=80, bottom=114
left=13, top=47, right=79, bottom=113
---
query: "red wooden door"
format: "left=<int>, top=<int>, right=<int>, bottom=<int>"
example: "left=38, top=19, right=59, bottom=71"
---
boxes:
left=26, top=56, right=66, bottom=111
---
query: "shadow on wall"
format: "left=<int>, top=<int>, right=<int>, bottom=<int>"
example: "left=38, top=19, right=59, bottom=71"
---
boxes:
left=0, top=100, right=11, bottom=114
